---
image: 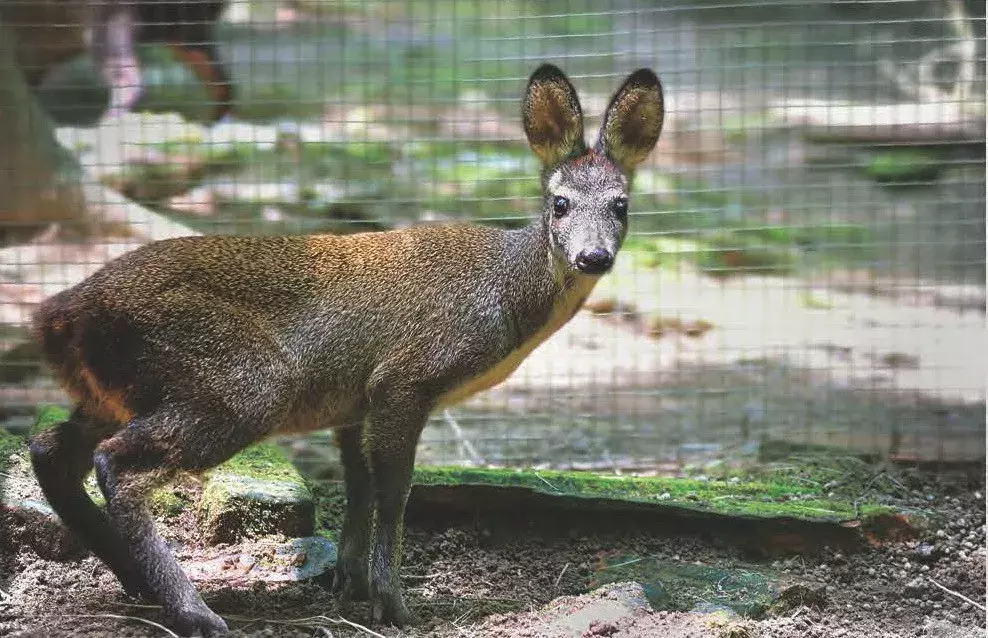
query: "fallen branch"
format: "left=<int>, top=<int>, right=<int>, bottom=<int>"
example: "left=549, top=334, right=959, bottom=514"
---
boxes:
left=66, top=614, right=179, bottom=637
left=768, top=99, right=984, bottom=143
left=554, top=562, right=570, bottom=588
left=225, top=613, right=388, bottom=638
left=927, top=577, right=987, bottom=612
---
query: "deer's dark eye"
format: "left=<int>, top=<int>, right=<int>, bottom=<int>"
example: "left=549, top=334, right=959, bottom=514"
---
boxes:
left=612, top=198, right=628, bottom=218
left=552, top=196, right=570, bottom=218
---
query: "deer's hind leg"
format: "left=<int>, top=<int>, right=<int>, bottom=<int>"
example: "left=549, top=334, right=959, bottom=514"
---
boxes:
left=91, top=403, right=254, bottom=637
left=29, top=407, right=151, bottom=599
left=332, top=422, right=373, bottom=602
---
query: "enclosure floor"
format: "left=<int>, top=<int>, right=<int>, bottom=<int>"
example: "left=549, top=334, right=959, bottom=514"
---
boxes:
left=0, top=468, right=983, bottom=637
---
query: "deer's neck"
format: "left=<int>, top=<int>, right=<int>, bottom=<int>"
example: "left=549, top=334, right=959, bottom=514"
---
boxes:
left=435, top=220, right=599, bottom=408
left=501, top=219, right=598, bottom=347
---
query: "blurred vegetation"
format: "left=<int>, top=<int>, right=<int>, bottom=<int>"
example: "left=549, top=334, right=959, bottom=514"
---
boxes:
left=31, top=0, right=981, bottom=283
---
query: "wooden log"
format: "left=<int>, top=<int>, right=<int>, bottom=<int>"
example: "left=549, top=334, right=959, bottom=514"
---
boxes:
left=769, top=99, right=985, bottom=144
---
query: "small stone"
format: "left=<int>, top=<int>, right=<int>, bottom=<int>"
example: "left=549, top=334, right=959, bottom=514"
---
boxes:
left=904, top=578, right=925, bottom=595
left=584, top=619, right=619, bottom=637
left=271, top=537, right=337, bottom=581
left=914, top=542, right=937, bottom=562
left=771, top=582, right=828, bottom=614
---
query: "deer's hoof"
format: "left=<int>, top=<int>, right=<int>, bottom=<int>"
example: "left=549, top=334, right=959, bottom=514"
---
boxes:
left=168, top=605, right=229, bottom=637
left=372, top=591, right=416, bottom=628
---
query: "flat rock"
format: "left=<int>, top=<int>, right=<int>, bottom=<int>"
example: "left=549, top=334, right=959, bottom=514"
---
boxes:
left=198, top=444, right=315, bottom=545
left=182, top=535, right=337, bottom=586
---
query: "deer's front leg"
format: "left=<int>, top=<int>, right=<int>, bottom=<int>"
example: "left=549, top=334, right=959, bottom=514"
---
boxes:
left=363, top=391, right=428, bottom=627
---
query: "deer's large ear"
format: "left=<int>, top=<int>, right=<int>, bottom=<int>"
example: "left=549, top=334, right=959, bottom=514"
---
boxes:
left=595, top=69, right=664, bottom=175
left=523, top=64, right=586, bottom=169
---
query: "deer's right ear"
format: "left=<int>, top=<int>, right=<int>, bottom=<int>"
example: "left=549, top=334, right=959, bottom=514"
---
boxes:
left=523, top=64, right=586, bottom=169
left=595, top=68, right=664, bottom=175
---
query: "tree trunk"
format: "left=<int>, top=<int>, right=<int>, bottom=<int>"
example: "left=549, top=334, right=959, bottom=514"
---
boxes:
left=0, top=15, right=200, bottom=378
left=0, top=13, right=198, bottom=248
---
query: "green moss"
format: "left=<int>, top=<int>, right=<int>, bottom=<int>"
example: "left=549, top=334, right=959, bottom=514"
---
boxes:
left=720, top=112, right=788, bottom=143
left=148, top=485, right=193, bottom=519
left=213, top=443, right=305, bottom=484
left=31, top=405, right=71, bottom=436
left=799, top=290, right=836, bottom=310
left=316, top=528, right=338, bottom=543
left=864, top=150, right=943, bottom=184
left=693, top=232, right=799, bottom=277
left=84, top=475, right=104, bottom=506
left=411, top=466, right=898, bottom=524
left=233, top=84, right=325, bottom=122
left=197, top=442, right=315, bottom=542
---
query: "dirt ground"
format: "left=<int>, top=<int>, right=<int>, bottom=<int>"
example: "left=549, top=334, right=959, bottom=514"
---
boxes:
left=0, top=464, right=984, bottom=638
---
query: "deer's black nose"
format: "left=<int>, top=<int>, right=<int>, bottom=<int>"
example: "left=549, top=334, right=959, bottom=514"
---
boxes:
left=575, top=247, right=614, bottom=274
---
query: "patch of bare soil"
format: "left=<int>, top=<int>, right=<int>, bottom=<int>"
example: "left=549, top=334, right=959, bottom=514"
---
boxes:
left=0, top=469, right=983, bottom=638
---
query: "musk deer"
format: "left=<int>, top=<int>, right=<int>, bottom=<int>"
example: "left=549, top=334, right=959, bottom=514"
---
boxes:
left=4, top=0, right=232, bottom=121
left=28, top=64, right=664, bottom=635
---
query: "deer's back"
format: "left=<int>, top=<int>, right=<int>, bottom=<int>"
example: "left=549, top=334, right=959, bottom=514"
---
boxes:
left=33, top=225, right=540, bottom=425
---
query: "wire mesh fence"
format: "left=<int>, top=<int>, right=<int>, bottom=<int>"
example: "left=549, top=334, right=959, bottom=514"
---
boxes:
left=0, top=0, right=984, bottom=472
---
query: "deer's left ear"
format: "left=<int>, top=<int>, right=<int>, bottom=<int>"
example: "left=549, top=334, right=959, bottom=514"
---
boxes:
left=595, top=69, right=664, bottom=175
left=523, top=64, right=587, bottom=169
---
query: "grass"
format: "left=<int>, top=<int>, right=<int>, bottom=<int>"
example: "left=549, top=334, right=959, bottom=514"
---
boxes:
left=0, top=427, right=23, bottom=470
